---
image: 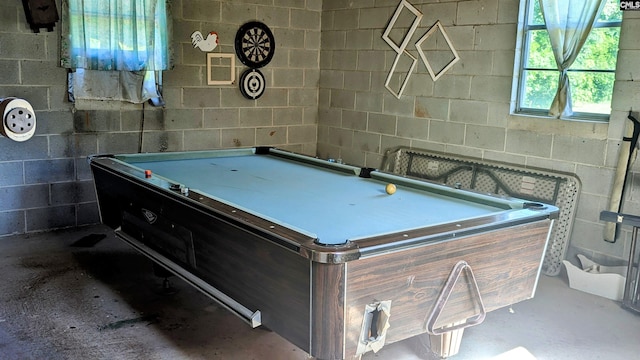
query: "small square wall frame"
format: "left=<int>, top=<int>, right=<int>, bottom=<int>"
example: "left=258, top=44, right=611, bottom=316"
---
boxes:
left=415, top=21, right=460, bottom=82
left=207, top=53, right=236, bottom=85
left=382, top=0, right=423, bottom=54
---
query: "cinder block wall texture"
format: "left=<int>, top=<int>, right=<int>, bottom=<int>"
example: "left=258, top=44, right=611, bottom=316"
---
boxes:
left=1, top=0, right=639, bottom=268
left=0, top=0, right=320, bottom=236
left=317, top=1, right=640, bottom=266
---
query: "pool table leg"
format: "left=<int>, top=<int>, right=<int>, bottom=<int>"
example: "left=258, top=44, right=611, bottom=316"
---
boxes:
left=424, top=326, right=465, bottom=358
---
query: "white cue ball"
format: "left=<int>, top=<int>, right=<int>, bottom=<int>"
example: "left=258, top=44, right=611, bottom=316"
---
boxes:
left=385, top=183, right=397, bottom=195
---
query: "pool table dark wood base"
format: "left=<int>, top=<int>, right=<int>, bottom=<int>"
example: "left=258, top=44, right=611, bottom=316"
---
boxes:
left=89, top=149, right=555, bottom=360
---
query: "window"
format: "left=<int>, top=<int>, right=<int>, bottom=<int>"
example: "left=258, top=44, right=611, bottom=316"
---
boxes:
left=515, top=0, right=621, bottom=120
left=60, top=0, right=172, bottom=104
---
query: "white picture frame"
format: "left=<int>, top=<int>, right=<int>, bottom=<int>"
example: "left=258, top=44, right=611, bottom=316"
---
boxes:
left=381, top=0, right=423, bottom=54
left=415, top=21, right=460, bottom=82
left=384, top=50, right=418, bottom=99
left=207, top=53, right=236, bottom=85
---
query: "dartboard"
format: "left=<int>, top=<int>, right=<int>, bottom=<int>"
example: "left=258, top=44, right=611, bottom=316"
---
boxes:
left=239, top=68, right=266, bottom=100
left=235, top=21, right=275, bottom=68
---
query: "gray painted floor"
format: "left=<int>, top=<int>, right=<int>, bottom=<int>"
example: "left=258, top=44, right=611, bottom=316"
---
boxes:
left=0, top=225, right=638, bottom=360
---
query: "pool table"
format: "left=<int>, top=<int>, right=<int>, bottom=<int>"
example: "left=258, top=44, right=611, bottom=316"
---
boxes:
left=89, top=147, right=558, bottom=359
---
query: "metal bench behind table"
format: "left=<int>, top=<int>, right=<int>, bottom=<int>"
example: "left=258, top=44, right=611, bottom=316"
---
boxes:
left=381, top=146, right=581, bottom=276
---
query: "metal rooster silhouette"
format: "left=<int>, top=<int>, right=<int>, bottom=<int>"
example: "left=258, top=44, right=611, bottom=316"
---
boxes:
left=191, top=31, right=218, bottom=52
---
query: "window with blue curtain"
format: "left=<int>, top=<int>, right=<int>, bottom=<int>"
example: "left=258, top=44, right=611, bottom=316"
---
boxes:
left=60, top=0, right=172, bottom=104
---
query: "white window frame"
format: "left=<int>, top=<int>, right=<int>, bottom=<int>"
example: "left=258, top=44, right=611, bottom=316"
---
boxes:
left=512, top=0, right=622, bottom=122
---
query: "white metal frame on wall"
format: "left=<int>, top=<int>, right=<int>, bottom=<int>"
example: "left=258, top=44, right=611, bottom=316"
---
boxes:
left=382, top=0, right=460, bottom=98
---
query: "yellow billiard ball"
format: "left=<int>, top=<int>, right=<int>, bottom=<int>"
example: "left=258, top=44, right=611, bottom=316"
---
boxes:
left=385, top=183, right=396, bottom=195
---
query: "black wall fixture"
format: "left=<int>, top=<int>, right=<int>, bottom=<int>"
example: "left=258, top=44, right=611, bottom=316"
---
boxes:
left=22, top=0, right=59, bottom=33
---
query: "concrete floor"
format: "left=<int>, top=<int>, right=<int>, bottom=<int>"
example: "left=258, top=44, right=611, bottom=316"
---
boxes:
left=1, top=225, right=639, bottom=360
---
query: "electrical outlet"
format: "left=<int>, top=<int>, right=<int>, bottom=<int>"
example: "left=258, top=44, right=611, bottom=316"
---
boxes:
left=4, top=106, right=35, bottom=134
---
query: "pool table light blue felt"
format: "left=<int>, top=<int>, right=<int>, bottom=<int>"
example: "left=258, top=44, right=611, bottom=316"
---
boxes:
left=126, top=155, right=509, bottom=245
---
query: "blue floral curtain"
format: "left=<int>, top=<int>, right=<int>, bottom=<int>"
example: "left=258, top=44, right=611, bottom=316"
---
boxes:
left=60, top=0, right=172, bottom=104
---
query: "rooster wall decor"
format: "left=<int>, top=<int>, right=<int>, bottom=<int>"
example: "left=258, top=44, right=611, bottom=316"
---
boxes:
left=191, top=30, right=219, bottom=52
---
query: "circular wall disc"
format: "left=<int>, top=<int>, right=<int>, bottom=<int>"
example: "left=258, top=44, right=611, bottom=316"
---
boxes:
left=240, top=69, right=266, bottom=100
left=235, top=21, right=275, bottom=68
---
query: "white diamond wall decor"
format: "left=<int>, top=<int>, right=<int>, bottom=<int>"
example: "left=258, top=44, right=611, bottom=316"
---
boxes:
left=385, top=50, right=418, bottom=99
left=382, top=0, right=423, bottom=54
left=415, top=21, right=460, bottom=82
left=382, top=1, right=461, bottom=97
left=382, top=0, right=423, bottom=98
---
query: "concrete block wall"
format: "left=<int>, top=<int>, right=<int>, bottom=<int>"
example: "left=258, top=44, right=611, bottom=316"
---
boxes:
left=0, top=0, right=321, bottom=237
left=0, top=0, right=89, bottom=236
left=163, top=0, right=321, bottom=155
left=1, top=0, right=638, bottom=270
left=317, top=0, right=640, bottom=266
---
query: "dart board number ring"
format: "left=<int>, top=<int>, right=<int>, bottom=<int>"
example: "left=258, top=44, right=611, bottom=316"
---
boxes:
left=235, top=21, right=275, bottom=69
left=240, top=69, right=266, bottom=100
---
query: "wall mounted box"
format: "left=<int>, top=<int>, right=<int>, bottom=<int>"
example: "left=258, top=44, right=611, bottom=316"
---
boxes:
left=22, top=0, right=59, bottom=32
